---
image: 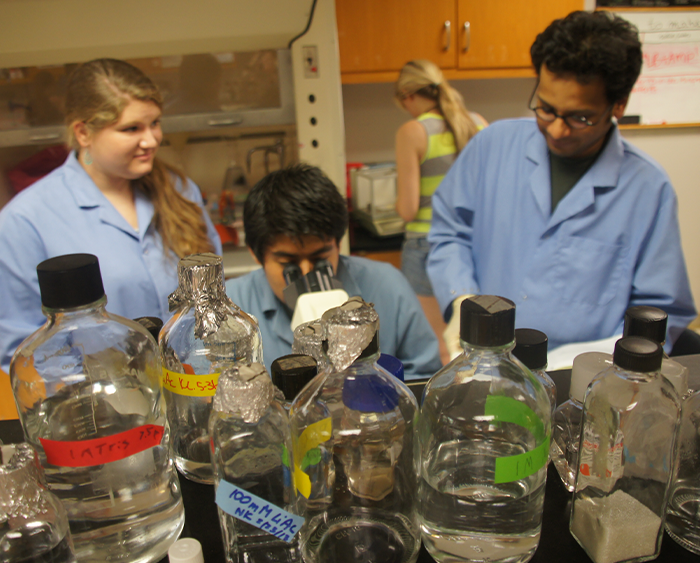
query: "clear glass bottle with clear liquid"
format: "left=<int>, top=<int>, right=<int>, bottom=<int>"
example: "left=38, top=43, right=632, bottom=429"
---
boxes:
left=160, top=253, right=263, bottom=484
left=291, top=297, right=421, bottom=563
left=417, top=295, right=551, bottom=563
left=0, top=442, right=76, bottom=563
left=210, top=363, right=302, bottom=563
left=665, top=387, right=700, bottom=554
left=10, top=253, right=184, bottom=563
left=623, top=305, right=689, bottom=399
left=570, top=336, right=681, bottom=563
left=550, top=351, right=612, bottom=492
left=513, top=328, right=556, bottom=418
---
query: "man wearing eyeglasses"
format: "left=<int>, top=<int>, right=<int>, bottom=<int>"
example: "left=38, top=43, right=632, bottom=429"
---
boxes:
left=428, top=10, right=696, bottom=362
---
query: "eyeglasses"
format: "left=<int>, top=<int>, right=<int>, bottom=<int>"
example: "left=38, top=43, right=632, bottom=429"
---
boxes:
left=528, top=83, right=613, bottom=130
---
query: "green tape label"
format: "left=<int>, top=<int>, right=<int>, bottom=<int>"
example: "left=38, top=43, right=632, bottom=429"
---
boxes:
left=494, top=435, right=550, bottom=484
left=484, top=395, right=549, bottom=484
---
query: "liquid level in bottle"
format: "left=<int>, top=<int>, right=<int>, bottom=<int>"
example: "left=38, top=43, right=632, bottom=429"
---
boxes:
left=29, top=390, right=185, bottom=563
left=418, top=440, right=544, bottom=563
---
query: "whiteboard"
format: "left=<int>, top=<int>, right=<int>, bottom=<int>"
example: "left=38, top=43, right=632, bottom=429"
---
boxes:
left=616, top=11, right=700, bottom=125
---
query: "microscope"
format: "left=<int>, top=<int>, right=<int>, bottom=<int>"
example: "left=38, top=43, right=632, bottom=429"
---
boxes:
left=283, top=259, right=349, bottom=331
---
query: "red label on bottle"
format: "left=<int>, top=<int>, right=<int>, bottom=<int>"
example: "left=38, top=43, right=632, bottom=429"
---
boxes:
left=39, top=424, right=165, bottom=467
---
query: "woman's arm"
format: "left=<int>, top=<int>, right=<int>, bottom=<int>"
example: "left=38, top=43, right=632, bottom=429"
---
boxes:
left=395, top=119, right=427, bottom=223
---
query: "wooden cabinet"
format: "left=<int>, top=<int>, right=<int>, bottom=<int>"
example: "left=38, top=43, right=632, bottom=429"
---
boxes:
left=336, top=0, right=584, bottom=83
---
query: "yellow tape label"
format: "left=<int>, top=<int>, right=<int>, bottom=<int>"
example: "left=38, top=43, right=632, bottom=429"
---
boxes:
left=162, top=367, right=220, bottom=397
left=292, top=417, right=332, bottom=499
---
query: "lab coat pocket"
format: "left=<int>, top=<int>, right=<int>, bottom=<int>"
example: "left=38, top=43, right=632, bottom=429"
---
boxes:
left=551, top=235, right=627, bottom=307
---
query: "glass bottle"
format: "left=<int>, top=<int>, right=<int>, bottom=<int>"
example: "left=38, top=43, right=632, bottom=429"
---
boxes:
left=10, top=253, right=184, bottom=563
left=623, top=305, right=689, bottom=399
left=210, top=363, right=301, bottom=563
left=417, top=295, right=551, bottom=563
left=291, top=297, right=420, bottom=563
left=570, top=336, right=681, bottom=563
left=270, top=354, right=318, bottom=411
left=666, top=387, right=700, bottom=554
left=550, top=351, right=613, bottom=492
left=160, top=253, right=263, bottom=484
left=513, top=328, right=556, bottom=418
left=0, top=442, right=76, bottom=563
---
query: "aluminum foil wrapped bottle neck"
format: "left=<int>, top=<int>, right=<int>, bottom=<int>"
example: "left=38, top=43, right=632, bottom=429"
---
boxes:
left=168, top=253, right=239, bottom=340
left=212, top=362, right=278, bottom=424
left=292, top=319, right=328, bottom=370
left=321, top=296, right=379, bottom=372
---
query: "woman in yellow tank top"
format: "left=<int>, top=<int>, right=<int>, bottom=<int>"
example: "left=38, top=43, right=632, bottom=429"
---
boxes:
left=395, top=59, right=487, bottom=365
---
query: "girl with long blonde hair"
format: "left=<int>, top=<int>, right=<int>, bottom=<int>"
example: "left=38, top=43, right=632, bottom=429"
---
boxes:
left=0, top=58, right=221, bottom=370
left=394, top=59, right=487, bottom=365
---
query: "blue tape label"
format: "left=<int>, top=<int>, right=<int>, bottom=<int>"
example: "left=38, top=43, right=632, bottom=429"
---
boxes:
left=215, top=480, right=305, bottom=542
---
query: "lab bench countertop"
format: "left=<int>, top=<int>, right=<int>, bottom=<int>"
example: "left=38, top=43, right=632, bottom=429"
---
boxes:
left=3, top=356, right=700, bottom=563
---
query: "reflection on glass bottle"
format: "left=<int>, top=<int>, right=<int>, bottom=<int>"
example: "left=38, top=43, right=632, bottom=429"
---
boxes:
left=10, top=253, right=184, bottom=563
left=210, top=363, right=301, bottom=563
left=0, top=442, right=76, bottom=563
left=161, top=253, right=263, bottom=484
left=570, top=337, right=680, bottom=563
left=417, top=295, right=550, bottom=563
left=291, top=298, right=420, bottom=563
left=666, top=387, right=700, bottom=554
left=550, top=352, right=612, bottom=492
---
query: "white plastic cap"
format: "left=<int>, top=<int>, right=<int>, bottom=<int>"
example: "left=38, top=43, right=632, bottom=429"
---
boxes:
left=168, top=538, right=204, bottom=563
left=570, top=351, right=613, bottom=402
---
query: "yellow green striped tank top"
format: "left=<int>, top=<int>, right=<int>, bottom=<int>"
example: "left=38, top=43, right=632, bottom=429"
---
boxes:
left=405, top=112, right=457, bottom=235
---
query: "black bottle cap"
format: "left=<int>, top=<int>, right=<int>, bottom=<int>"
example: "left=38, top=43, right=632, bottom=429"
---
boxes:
left=623, top=305, right=668, bottom=344
left=460, top=295, right=516, bottom=347
left=613, top=336, right=663, bottom=373
left=357, top=331, right=380, bottom=360
left=513, top=328, right=548, bottom=370
left=271, top=354, right=318, bottom=401
left=37, top=253, right=105, bottom=309
left=134, top=317, right=163, bottom=343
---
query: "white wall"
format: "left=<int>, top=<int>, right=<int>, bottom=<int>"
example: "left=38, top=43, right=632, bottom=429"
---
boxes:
left=342, top=77, right=700, bottom=304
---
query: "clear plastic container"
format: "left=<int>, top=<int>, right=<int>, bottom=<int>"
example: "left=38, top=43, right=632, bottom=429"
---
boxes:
left=291, top=298, right=420, bottom=563
left=570, top=336, right=681, bottom=563
left=0, top=442, right=76, bottom=563
left=210, top=363, right=300, bottom=563
left=160, top=253, right=263, bottom=484
left=417, top=295, right=551, bottom=563
left=513, top=328, right=556, bottom=418
left=666, top=387, right=700, bottom=554
left=550, top=351, right=612, bottom=492
left=623, top=305, right=689, bottom=399
left=10, top=253, right=184, bottom=563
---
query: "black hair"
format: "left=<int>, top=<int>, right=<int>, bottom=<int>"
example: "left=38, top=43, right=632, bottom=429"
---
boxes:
left=244, top=164, right=348, bottom=262
left=530, top=11, right=642, bottom=104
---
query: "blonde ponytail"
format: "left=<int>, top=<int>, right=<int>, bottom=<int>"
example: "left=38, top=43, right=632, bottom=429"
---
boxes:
left=395, top=59, right=479, bottom=152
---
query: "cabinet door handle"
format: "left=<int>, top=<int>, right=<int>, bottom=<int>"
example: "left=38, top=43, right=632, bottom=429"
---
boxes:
left=443, top=20, right=451, bottom=52
left=462, top=21, right=471, bottom=53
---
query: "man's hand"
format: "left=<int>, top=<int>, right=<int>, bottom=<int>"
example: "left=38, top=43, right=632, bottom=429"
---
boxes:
left=443, top=295, right=471, bottom=361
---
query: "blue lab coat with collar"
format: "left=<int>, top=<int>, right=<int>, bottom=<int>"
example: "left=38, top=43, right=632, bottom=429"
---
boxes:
left=427, top=118, right=696, bottom=352
left=0, top=151, right=222, bottom=370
